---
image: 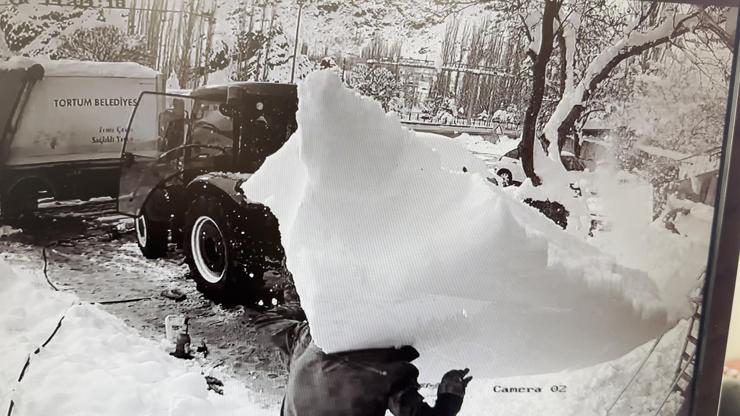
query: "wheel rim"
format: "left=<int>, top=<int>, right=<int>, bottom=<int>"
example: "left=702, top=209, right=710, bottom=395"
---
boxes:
left=191, top=216, right=227, bottom=284
left=135, top=216, right=148, bottom=247
left=499, top=171, right=512, bottom=185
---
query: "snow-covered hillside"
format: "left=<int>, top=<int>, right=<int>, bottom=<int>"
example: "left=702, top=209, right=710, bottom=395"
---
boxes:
left=0, top=4, right=127, bottom=57
left=213, top=0, right=486, bottom=60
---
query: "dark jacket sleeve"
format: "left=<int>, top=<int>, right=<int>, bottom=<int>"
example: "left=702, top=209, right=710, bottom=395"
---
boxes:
left=388, top=388, right=463, bottom=416
left=387, top=366, right=463, bottom=416
left=252, top=307, right=309, bottom=359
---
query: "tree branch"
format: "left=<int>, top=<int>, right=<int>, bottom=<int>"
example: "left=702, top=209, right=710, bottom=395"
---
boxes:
left=542, top=8, right=704, bottom=157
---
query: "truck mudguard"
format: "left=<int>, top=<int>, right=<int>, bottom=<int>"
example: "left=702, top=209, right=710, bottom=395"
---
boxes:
left=186, top=171, right=285, bottom=272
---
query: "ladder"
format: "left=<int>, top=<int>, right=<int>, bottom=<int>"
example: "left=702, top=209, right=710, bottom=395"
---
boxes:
left=607, top=277, right=706, bottom=416
left=654, top=291, right=704, bottom=415
left=673, top=296, right=702, bottom=396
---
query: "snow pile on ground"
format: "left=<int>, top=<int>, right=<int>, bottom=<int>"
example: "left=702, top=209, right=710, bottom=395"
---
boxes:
left=415, top=132, right=489, bottom=178
left=243, top=70, right=678, bottom=380
left=588, top=167, right=712, bottom=320
left=455, top=319, right=687, bottom=415
left=0, top=260, right=278, bottom=416
left=0, top=226, right=20, bottom=238
left=516, top=143, right=593, bottom=235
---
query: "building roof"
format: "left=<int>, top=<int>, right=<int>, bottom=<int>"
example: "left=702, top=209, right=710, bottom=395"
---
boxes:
left=635, top=143, right=689, bottom=161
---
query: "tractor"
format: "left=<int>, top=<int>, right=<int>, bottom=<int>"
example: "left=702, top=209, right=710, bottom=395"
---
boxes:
left=118, top=82, right=297, bottom=305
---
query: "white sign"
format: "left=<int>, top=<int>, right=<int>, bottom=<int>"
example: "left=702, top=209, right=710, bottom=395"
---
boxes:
left=7, top=75, right=158, bottom=166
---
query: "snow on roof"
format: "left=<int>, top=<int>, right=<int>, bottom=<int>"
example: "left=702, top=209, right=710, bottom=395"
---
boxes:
left=635, top=143, right=689, bottom=161
left=455, top=133, right=519, bottom=157
left=166, top=88, right=192, bottom=96
left=0, top=57, right=159, bottom=78
left=582, top=136, right=610, bottom=145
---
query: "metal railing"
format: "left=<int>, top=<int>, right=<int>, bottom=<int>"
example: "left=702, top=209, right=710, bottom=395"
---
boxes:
left=397, top=112, right=520, bottom=130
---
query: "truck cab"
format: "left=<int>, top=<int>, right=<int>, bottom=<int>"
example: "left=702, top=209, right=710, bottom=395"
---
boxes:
left=119, top=82, right=297, bottom=304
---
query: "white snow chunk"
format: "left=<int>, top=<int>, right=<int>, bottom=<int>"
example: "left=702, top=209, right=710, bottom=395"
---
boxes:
left=243, top=70, right=676, bottom=380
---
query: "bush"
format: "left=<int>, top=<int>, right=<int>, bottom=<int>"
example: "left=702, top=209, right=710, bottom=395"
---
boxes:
left=57, top=25, right=151, bottom=65
left=349, top=64, right=401, bottom=112
left=524, top=198, right=569, bottom=229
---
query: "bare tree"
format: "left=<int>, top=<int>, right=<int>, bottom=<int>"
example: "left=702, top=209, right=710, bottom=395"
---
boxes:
left=408, top=1, right=731, bottom=189
left=542, top=4, right=708, bottom=159
left=519, top=0, right=563, bottom=185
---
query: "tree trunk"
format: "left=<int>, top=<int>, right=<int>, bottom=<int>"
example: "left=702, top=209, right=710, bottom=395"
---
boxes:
left=519, top=0, right=562, bottom=186
left=557, top=31, right=566, bottom=96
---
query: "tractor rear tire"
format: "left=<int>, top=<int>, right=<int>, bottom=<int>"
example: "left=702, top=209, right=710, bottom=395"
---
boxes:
left=184, top=195, right=263, bottom=304
left=135, top=213, right=169, bottom=259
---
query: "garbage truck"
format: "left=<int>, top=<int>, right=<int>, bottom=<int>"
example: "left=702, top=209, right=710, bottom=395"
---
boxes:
left=0, top=58, right=163, bottom=219
left=118, top=83, right=298, bottom=304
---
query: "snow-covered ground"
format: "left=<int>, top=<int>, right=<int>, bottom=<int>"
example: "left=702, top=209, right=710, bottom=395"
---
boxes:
left=0, top=227, right=690, bottom=416
left=0, top=260, right=279, bottom=416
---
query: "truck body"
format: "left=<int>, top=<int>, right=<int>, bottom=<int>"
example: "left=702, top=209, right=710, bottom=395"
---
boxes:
left=0, top=58, right=163, bottom=217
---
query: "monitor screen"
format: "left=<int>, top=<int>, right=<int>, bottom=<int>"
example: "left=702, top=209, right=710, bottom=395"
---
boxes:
left=0, top=1, right=737, bottom=416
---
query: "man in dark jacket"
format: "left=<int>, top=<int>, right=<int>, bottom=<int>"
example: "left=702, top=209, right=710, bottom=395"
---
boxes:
left=254, top=304, right=472, bottom=416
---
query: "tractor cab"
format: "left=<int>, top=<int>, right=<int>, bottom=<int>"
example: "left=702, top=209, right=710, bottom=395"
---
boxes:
left=117, top=82, right=297, bottom=305
left=118, top=82, right=298, bottom=217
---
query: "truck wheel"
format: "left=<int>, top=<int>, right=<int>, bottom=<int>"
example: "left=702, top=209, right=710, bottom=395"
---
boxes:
left=135, top=213, right=168, bottom=259
left=1, top=186, right=38, bottom=224
left=184, top=195, right=262, bottom=303
left=497, top=169, right=513, bottom=187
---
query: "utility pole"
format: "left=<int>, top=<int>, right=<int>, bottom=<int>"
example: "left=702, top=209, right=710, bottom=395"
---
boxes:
left=290, top=0, right=304, bottom=83
left=262, top=5, right=276, bottom=81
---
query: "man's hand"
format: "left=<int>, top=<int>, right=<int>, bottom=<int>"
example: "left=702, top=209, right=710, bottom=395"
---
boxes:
left=438, top=368, right=473, bottom=398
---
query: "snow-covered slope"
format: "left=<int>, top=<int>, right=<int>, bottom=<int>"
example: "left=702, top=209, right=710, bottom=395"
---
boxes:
left=0, top=4, right=127, bottom=57
left=214, top=0, right=487, bottom=60
left=243, top=70, right=677, bottom=380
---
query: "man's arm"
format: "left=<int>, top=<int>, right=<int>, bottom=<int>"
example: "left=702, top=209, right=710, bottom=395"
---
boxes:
left=252, top=303, right=309, bottom=358
left=388, top=388, right=463, bottom=416
left=388, top=368, right=471, bottom=416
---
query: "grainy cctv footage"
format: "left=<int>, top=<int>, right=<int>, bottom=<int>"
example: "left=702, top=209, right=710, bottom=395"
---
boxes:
left=0, top=1, right=735, bottom=415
